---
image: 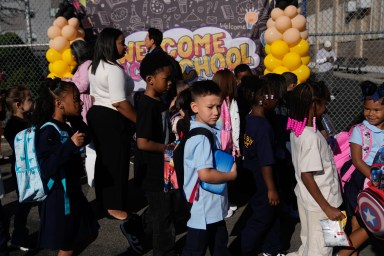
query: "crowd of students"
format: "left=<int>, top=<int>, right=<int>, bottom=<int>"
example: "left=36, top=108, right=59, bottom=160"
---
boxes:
left=0, top=26, right=382, bottom=256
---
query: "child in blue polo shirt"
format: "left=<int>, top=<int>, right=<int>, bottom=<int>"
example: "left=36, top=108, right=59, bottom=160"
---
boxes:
left=182, top=80, right=237, bottom=255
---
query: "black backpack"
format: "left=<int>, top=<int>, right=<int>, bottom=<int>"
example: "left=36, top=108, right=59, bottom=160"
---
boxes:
left=173, top=127, right=214, bottom=202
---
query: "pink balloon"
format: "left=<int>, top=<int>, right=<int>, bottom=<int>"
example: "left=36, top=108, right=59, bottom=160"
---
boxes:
left=47, top=26, right=61, bottom=39
left=283, top=28, right=301, bottom=46
left=267, top=18, right=275, bottom=29
left=271, top=8, right=284, bottom=21
left=68, top=17, right=80, bottom=28
left=264, top=27, right=283, bottom=44
left=51, top=36, right=69, bottom=51
left=53, top=16, right=68, bottom=28
left=275, top=16, right=292, bottom=33
left=300, top=30, right=309, bottom=40
left=61, top=25, right=77, bottom=41
left=284, top=5, right=298, bottom=19
left=291, top=14, right=307, bottom=31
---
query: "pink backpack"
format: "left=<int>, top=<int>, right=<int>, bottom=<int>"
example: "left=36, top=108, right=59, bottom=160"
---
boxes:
left=220, top=98, right=233, bottom=153
left=333, top=123, right=372, bottom=191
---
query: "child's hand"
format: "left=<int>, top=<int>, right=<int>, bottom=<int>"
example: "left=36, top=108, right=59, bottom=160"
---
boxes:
left=268, top=189, right=280, bottom=206
left=71, top=131, right=86, bottom=147
left=324, top=205, right=346, bottom=221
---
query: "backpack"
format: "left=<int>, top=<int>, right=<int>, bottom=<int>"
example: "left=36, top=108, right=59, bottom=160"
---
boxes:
left=357, top=182, right=384, bottom=239
left=333, top=123, right=372, bottom=191
left=14, top=122, right=70, bottom=215
left=173, top=127, right=233, bottom=203
left=220, top=98, right=233, bottom=152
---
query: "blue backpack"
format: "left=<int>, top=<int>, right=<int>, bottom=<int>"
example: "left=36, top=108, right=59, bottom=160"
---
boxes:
left=14, top=122, right=70, bottom=215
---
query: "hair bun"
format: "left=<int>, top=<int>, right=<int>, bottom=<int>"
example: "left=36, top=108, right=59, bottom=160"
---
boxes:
left=360, top=80, right=377, bottom=97
left=45, top=77, right=61, bottom=91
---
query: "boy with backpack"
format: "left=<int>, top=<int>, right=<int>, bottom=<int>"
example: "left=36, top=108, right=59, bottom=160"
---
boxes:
left=182, top=80, right=237, bottom=255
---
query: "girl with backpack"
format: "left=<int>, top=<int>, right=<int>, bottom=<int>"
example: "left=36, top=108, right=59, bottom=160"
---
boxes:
left=337, top=81, right=384, bottom=256
left=286, top=81, right=344, bottom=256
left=212, top=69, right=240, bottom=218
left=3, top=86, right=34, bottom=251
left=32, top=78, right=99, bottom=256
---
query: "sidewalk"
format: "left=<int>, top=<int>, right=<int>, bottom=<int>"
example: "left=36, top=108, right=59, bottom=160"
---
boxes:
left=0, top=138, right=377, bottom=256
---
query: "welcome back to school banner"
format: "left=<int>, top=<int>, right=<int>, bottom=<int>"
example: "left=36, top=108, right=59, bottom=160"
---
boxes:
left=84, top=0, right=273, bottom=90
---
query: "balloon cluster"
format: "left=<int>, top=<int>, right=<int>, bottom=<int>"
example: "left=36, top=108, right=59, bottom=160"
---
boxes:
left=46, top=16, right=85, bottom=78
left=263, top=5, right=310, bottom=84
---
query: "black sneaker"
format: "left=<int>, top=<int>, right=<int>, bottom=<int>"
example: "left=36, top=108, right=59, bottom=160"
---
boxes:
left=120, top=214, right=143, bottom=255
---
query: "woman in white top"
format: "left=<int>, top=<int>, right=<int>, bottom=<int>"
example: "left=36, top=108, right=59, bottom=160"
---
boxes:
left=87, top=28, right=136, bottom=220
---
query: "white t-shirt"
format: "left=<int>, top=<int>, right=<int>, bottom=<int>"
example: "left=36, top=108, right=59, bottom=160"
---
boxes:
left=290, top=127, right=343, bottom=212
left=88, top=60, right=134, bottom=110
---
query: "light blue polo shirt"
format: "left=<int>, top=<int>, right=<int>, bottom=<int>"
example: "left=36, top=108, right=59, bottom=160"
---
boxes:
left=183, top=120, right=228, bottom=230
left=350, top=120, right=384, bottom=165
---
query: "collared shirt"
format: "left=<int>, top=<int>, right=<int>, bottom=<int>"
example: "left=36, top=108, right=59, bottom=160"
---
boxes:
left=291, top=127, right=343, bottom=212
left=350, top=120, right=384, bottom=166
left=316, top=48, right=337, bottom=73
left=183, top=121, right=228, bottom=230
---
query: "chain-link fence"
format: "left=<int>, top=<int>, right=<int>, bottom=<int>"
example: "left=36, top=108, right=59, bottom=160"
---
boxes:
left=0, top=0, right=383, bottom=131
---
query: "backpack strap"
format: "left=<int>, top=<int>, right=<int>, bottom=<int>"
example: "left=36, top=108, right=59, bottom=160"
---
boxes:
left=186, top=127, right=215, bottom=203
left=40, top=122, right=71, bottom=215
left=342, top=123, right=372, bottom=185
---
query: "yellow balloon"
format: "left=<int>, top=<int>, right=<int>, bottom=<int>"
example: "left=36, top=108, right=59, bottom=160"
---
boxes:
left=265, top=44, right=271, bottom=55
left=290, top=39, right=309, bottom=57
left=273, top=66, right=289, bottom=74
left=264, top=69, right=272, bottom=75
left=271, top=40, right=289, bottom=59
left=293, top=65, right=311, bottom=82
left=301, top=56, right=311, bottom=65
left=47, top=73, right=57, bottom=79
left=62, top=72, right=73, bottom=78
left=264, top=54, right=282, bottom=71
left=46, top=48, right=62, bottom=63
left=51, top=60, right=69, bottom=76
left=283, top=52, right=302, bottom=71
left=62, top=48, right=76, bottom=65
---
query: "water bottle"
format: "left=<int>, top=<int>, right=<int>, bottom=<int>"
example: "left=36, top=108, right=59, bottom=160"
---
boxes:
left=321, top=114, right=336, bottom=136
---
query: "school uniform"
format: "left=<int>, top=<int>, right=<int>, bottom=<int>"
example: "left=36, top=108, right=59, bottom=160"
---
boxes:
left=241, top=115, right=283, bottom=255
left=182, top=121, right=230, bottom=256
left=37, top=118, right=99, bottom=250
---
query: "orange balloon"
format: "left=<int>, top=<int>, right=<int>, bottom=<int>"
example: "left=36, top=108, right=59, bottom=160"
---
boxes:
left=284, top=5, right=298, bottom=19
left=291, top=14, right=307, bottom=31
left=283, top=28, right=301, bottom=46
left=54, top=16, right=68, bottom=28
left=47, top=26, right=61, bottom=39
left=49, top=39, right=55, bottom=49
left=275, top=16, right=292, bottom=33
left=51, top=36, right=69, bottom=52
left=264, top=54, right=283, bottom=71
left=267, top=18, right=275, bottom=29
left=271, top=8, right=284, bottom=21
left=264, top=27, right=283, bottom=44
left=61, top=25, right=77, bottom=41
left=68, top=17, right=80, bottom=28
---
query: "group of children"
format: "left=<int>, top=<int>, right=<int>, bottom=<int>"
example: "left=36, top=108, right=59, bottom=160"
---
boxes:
left=0, top=28, right=382, bottom=256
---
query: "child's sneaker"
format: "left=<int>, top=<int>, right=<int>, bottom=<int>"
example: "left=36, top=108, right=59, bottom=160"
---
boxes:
left=120, top=214, right=143, bottom=255
left=225, top=209, right=234, bottom=218
left=229, top=203, right=238, bottom=211
left=263, top=253, right=287, bottom=256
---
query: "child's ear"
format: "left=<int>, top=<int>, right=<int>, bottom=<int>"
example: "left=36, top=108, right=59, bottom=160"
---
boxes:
left=15, top=102, right=21, bottom=109
left=145, top=75, right=154, bottom=85
left=55, top=98, right=63, bottom=109
left=190, top=101, right=198, bottom=114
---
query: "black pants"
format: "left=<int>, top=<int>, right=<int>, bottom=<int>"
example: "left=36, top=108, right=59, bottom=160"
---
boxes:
left=87, top=106, right=132, bottom=211
left=0, top=202, right=9, bottom=256
left=182, top=220, right=230, bottom=256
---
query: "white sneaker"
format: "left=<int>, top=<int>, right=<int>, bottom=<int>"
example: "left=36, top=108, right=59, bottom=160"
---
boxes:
left=225, top=209, right=234, bottom=218
left=229, top=204, right=238, bottom=211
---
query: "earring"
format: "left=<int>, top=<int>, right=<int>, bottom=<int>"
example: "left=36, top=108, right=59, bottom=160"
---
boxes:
left=313, top=116, right=317, bottom=132
left=270, top=95, right=274, bottom=100
left=259, top=100, right=263, bottom=106
left=264, top=95, right=269, bottom=100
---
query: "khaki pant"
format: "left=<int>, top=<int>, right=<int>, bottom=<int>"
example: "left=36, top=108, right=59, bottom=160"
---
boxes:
left=287, top=200, right=332, bottom=256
